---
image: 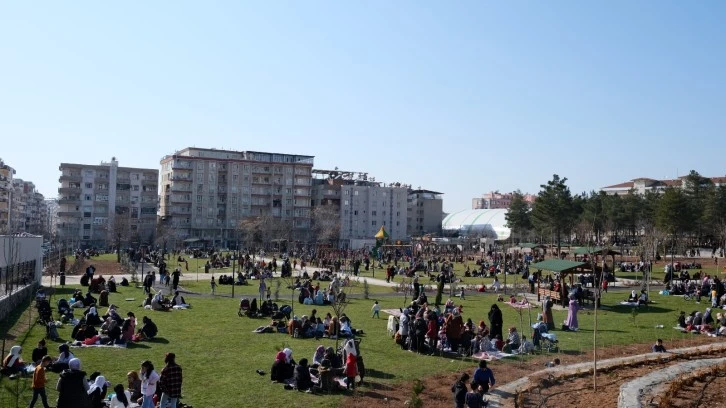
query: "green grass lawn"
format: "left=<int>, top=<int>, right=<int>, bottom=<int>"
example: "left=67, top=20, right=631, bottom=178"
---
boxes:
left=1, top=277, right=717, bottom=408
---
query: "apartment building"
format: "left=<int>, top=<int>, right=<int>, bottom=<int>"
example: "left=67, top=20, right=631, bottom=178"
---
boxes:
left=310, top=169, right=408, bottom=247
left=601, top=176, right=726, bottom=196
left=11, top=179, right=47, bottom=236
left=472, top=191, right=536, bottom=209
left=407, top=189, right=443, bottom=236
left=57, top=158, right=159, bottom=248
left=0, top=159, right=14, bottom=232
left=159, top=148, right=314, bottom=247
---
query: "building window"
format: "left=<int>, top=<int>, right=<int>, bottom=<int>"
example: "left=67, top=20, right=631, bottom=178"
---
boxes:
left=372, top=211, right=377, bottom=216
left=85, top=182, right=93, bottom=188
left=196, top=195, right=203, bottom=203
left=371, top=221, right=376, bottom=226
left=354, top=191, right=359, bottom=196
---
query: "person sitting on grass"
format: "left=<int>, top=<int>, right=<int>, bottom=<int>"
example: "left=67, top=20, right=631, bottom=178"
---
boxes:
left=151, top=291, right=170, bottom=311
left=172, top=291, right=190, bottom=308
left=294, top=358, right=313, bottom=392
left=49, top=344, right=75, bottom=373
left=271, top=348, right=295, bottom=383
left=126, top=371, right=142, bottom=402
left=56, top=358, right=90, bottom=408
left=87, top=375, right=108, bottom=408
left=1, top=345, right=25, bottom=377
left=517, top=335, right=535, bottom=354
left=109, top=383, right=132, bottom=408
left=316, top=359, right=339, bottom=393
left=134, top=316, right=158, bottom=341
left=32, top=340, right=48, bottom=365
left=652, top=339, right=667, bottom=353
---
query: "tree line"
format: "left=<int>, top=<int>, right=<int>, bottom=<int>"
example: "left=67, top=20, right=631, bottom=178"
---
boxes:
left=505, top=171, right=726, bottom=257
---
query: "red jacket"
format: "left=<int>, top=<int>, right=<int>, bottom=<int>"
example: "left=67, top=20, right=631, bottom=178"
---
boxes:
left=344, top=354, right=358, bottom=377
left=426, top=320, right=438, bottom=339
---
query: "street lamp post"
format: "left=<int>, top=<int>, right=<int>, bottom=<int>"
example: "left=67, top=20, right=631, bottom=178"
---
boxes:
left=231, top=253, right=236, bottom=299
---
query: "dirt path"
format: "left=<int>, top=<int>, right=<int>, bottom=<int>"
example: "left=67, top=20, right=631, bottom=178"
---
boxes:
left=341, top=335, right=722, bottom=408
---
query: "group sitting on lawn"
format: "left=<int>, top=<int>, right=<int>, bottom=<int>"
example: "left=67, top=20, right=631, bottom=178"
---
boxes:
left=269, top=340, right=365, bottom=393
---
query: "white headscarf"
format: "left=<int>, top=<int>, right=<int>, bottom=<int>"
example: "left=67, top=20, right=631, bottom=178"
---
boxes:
left=343, top=339, right=357, bottom=356
left=6, top=346, right=22, bottom=367
left=88, top=375, right=106, bottom=395
left=88, top=306, right=97, bottom=316
left=282, top=348, right=293, bottom=363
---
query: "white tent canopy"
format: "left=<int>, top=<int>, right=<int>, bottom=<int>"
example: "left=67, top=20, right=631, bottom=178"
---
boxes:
left=441, top=209, right=511, bottom=241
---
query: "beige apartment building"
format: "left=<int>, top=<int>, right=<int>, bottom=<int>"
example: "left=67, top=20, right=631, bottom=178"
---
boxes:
left=159, top=148, right=314, bottom=248
left=11, top=179, right=47, bottom=236
left=407, top=189, right=443, bottom=236
left=472, top=191, right=536, bottom=209
left=0, top=158, right=14, bottom=232
left=57, top=158, right=159, bottom=248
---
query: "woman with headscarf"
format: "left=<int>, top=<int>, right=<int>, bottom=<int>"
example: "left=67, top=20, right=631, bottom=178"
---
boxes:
left=312, top=345, right=326, bottom=366
left=87, top=375, right=108, bottom=408
left=49, top=344, right=75, bottom=373
left=85, top=306, right=102, bottom=326
left=104, top=319, right=123, bottom=345
left=565, top=295, right=579, bottom=331
left=542, top=295, right=555, bottom=331
left=488, top=304, right=503, bottom=341
left=56, top=358, right=90, bottom=408
left=1, top=345, right=24, bottom=376
left=446, top=310, right=464, bottom=352
left=270, top=348, right=295, bottom=382
left=704, top=308, right=714, bottom=326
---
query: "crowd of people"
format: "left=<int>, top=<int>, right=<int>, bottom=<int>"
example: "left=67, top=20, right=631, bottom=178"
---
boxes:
left=2, top=346, right=183, bottom=408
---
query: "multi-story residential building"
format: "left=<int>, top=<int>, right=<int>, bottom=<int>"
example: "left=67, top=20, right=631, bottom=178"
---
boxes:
left=601, top=176, right=726, bottom=196
left=311, top=169, right=408, bottom=248
left=472, top=191, right=535, bottom=209
left=11, top=179, right=47, bottom=236
left=159, top=148, right=314, bottom=247
left=57, top=158, right=159, bottom=248
left=0, top=158, right=14, bottom=232
left=407, top=189, right=443, bottom=236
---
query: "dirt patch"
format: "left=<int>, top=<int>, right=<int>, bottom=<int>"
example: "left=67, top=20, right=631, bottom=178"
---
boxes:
left=664, top=362, right=726, bottom=408
left=61, top=259, right=121, bottom=277
left=342, top=335, right=722, bottom=408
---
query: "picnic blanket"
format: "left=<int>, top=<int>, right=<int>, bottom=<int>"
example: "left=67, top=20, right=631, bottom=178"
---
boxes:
left=673, top=326, right=700, bottom=334
left=382, top=309, right=402, bottom=317
left=507, top=302, right=533, bottom=310
left=471, top=351, right=515, bottom=361
left=620, top=301, right=640, bottom=307
left=70, top=342, right=127, bottom=349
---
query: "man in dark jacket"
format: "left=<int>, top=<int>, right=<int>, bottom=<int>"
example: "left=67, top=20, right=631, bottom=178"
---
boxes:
left=451, top=372, right=469, bottom=408
left=294, top=358, right=313, bottom=391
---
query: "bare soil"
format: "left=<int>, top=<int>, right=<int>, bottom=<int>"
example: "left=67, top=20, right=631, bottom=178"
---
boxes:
left=666, top=365, right=726, bottom=408
left=342, top=335, right=722, bottom=408
left=62, top=258, right=121, bottom=276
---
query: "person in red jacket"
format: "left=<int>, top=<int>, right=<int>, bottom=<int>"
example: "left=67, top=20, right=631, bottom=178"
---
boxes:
left=344, top=353, right=358, bottom=390
left=426, top=313, right=439, bottom=353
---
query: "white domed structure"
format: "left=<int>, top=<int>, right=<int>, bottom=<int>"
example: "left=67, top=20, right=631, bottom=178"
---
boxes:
left=441, top=209, right=511, bottom=240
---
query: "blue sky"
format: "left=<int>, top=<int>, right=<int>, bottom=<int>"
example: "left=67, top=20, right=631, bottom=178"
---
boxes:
left=1, top=1, right=724, bottom=212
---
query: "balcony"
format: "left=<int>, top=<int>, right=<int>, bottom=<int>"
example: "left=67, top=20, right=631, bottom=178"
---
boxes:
left=58, top=187, right=81, bottom=194
left=58, top=197, right=80, bottom=204
left=57, top=211, right=80, bottom=217
left=170, top=196, right=192, bottom=203
left=171, top=175, right=193, bottom=182
left=171, top=184, right=192, bottom=192
left=59, top=174, right=81, bottom=182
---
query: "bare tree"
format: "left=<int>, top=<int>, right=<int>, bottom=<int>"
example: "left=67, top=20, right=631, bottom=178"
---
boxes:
left=1, top=235, right=21, bottom=295
left=311, top=205, right=340, bottom=244
left=108, top=211, right=132, bottom=263
left=330, top=278, right=358, bottom=349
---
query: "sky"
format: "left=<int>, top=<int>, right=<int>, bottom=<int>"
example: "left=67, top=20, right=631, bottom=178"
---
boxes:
left=1, top=1, right=725, bottom=213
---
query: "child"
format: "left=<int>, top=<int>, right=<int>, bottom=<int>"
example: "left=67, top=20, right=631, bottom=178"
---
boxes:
left=266, top=286, right=272, bottom=301
left=210, top=276, right=217, bottom=295
left=652, top=338, right=667, bottom=353
left=371, top=301, right=380, bottom=318
left=344, top=352, right=358, bottom=390
left=28, top=355, right=52, bottom=408
left=545, top=358, right=560, bottom=368
left=459, top=287, right=466, bottom=300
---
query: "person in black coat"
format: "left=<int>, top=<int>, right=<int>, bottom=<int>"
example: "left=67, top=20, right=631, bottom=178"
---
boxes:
left=294, top=358, right=313, bottom=391
left=56, top=358, right=90, bottom=408
left=488, top=304, right=503, bottom=341
left=451, top=372, right=469, bottom=408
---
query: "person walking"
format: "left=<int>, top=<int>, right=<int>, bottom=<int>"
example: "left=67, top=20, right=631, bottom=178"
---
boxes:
left=159, top=353, right=183, bottom=408
left=210, top=276, right=216, bottom=295
left=371, top=301, right=380, bottom=318
left=28, top=355, right=52, bottom=408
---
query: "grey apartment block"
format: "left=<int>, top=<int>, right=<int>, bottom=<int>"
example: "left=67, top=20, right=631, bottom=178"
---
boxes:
left=57, top=158, right=159, bottom=248
left=159, top=148, right=314, bottom=248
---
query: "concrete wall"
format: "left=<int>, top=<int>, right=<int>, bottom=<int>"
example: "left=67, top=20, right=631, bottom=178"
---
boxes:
left=0, top=235, right=43, bottom=281
left=0, top=283, right=36, bottom=323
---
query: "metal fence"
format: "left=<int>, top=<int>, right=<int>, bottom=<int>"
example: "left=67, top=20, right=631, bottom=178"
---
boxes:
left=0, top=260, right=36, bottom=298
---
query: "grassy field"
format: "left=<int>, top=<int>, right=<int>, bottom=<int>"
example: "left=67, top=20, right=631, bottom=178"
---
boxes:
left=2, top=272, right=719, bottom=408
